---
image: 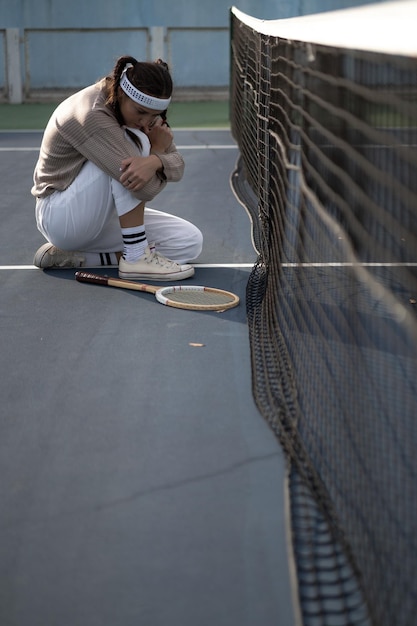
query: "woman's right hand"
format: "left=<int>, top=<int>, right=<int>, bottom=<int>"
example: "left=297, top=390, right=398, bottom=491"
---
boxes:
left=145, top=117, right=173, bottom=153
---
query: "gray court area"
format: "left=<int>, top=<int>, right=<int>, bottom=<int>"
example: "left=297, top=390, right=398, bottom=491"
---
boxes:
left=0, top=129, right=296, bottom=626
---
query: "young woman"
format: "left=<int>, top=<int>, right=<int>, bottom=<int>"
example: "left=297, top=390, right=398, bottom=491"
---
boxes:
left=32, top=55, right=203, bottom=280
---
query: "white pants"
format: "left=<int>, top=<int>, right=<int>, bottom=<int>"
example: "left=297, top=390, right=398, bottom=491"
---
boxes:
left=35, top=158, right=203, bottom=264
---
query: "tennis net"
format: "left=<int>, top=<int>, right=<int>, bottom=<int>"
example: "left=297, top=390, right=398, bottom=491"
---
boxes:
left=230, top=2, right=417, bottom=625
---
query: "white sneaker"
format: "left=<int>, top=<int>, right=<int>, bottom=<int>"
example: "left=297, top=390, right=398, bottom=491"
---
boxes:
left=33, top=243, right=85, bottom=268
left=118, top=245, right=194, bottom=281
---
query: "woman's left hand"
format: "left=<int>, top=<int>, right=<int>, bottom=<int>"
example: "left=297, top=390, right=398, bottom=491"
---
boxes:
left=119, top=154, right=163, bottom=190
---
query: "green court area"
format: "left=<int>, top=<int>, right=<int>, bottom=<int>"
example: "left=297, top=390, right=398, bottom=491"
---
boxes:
left=0, top=100, right=230, bottom=130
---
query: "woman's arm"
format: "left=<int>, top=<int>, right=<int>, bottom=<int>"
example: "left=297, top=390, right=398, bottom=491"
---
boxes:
left=119, top=118, right=184, bottom=193
left=62, top=106, right=184, bottom=202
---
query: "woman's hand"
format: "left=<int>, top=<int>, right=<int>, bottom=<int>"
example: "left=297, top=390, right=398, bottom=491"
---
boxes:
left=145, top=116, right=173, bottom=153
left=119, top=118, right=174, bottom=190
left=119, top=154, right=163, bottom=190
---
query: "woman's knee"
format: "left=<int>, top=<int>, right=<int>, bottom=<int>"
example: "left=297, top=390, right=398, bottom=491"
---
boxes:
left=172, top=221, right=203, bottom=262
left=186, top=223, right=203, bottom=260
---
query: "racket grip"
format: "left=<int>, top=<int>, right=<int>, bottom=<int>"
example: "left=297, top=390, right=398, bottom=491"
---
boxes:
left=75, top=271, right=110, bottom=286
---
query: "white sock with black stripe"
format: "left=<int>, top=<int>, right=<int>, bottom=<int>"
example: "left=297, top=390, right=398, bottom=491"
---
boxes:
left=99, top=252, right=118, bottom=266
left=82, top=251, right=119, bottom=266
left=121, top=226, right=148, bottom=262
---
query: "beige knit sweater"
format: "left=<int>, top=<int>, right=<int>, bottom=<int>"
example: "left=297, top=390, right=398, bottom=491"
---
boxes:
left=32, top=79, right=184, bottom=201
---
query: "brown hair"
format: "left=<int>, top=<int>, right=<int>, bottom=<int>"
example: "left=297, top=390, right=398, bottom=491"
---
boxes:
left=105, top=55, right=173, bottom=125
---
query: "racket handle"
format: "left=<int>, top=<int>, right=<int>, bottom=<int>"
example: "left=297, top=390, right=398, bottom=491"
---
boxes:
left=75, top=271, right=110, bottom=286
left=75, top=271, right=159, bottom=294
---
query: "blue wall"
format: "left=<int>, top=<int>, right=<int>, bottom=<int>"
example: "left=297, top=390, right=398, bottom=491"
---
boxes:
left=0, top=0, right=378, bottom=26
left=0, top=0, right=382, bottom=94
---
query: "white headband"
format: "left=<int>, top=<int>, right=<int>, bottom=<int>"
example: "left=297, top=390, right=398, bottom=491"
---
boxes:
left=120, top=67, right=171, bottom=110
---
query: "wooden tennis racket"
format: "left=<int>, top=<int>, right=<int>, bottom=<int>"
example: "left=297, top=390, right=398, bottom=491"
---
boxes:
left=75, top=272, right=240, bottom=311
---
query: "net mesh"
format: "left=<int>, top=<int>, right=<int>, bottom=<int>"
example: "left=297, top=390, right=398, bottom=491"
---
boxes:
left=230, top=4, right=417, bottom=626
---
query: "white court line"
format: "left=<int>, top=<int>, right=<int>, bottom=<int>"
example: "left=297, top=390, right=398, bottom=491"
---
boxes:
left=1, top=262, right=416, bottom=271
left=3, top=145, right=416, bottom=152
left=9, top=144, right=416, bottom=151
left=281, top=262, right=417, bottom=267
left=0, top=147, right=40, bottom=151
left=0, top=145, right=237, bottom=152
left=0, top=127, right=232, bottom=133
left=178, top=145, right=237, bottom=150
left=0, top=263, right=254, bottom=270
left=194, top=263, right=253, bottom=268
left=0, top=265, right=39, bottom=270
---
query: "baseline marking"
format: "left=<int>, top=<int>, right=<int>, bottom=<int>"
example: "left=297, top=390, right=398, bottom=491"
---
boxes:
left=0, top=263, right=254, bottom=271
left=2, top=262, right=416, bottom=271
left=281, top=262, right=417, bottom=267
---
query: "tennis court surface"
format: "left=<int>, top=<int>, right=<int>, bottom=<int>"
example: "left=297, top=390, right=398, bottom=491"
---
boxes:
left=0, top=129, right=296, bottom=625
left=4, top=1, right=417, bottom=623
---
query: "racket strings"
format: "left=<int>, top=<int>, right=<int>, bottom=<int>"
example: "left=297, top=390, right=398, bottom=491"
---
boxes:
left=164, top=289, right=236, bottom=305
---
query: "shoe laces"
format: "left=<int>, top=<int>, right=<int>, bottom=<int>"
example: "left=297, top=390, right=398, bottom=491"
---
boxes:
left=145, top=248, right=179, bottom=269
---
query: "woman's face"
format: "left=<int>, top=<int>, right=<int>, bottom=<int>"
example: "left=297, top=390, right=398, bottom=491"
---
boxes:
left=118, top=90, right=164, bottom=131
